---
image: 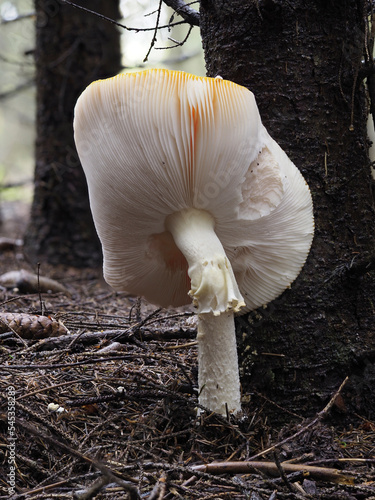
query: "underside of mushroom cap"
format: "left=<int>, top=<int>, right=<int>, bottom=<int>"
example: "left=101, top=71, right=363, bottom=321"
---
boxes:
left=74, top=69, right=314, bottom=311
left=224, top=126, right=314, bottom=312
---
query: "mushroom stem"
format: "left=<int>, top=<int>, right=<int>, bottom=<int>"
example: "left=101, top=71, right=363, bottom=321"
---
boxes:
left=197, top=311, right=241, bottom=415
left=166, top=208, right=245, bottom=315
left=166, top=208, right=244, bottom=415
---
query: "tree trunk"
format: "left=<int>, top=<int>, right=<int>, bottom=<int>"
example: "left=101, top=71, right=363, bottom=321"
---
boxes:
left=24, top=0, right=121, bottom=267
left=200, top=0, right=375, bottom=423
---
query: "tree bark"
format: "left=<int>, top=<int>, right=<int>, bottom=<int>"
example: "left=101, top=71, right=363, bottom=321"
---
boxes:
left=24, top=0, right=121, bottom=267
left=200, top=0, right=375, bottom=422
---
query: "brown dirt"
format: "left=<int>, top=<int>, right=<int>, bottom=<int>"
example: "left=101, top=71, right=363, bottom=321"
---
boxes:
left=0, top=209, right=374, bottom=499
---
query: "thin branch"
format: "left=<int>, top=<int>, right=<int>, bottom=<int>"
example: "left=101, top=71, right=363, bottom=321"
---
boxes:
left=192, top=460, right=355, bottom=485
left=163, top=0, right=200, bottom=26
left=246, top=377, right=349, bottom=462
left=160, top=24, right=194, bottom=50
left=143, top=0, right=164, bottom=63
left=59, top=0, right=190, bottom=32
left=2, top=324, right=195, bottom=351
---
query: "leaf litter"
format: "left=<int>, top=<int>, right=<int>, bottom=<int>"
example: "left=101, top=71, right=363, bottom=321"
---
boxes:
left=0, top=249, right=374, bottom=500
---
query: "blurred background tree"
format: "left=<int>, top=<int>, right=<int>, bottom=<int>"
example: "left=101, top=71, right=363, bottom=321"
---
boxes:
left=23, top=0, right=121, bottom=266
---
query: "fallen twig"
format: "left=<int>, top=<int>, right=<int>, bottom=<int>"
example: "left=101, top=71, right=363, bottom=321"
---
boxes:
left=246, top=377, right=349, bottom=462
left=191, top=460, right=355, bottom=485
left=19, top=326, right=196, bottom=351
left=0, top=269, right=71, bottom=295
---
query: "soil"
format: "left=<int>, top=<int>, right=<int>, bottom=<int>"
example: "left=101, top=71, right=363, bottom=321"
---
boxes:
left=0, top=204, right=374, bottom=499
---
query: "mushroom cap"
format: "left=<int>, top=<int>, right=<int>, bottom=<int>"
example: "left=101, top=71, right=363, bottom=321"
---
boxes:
left=74, top=69, right=314, bottom=312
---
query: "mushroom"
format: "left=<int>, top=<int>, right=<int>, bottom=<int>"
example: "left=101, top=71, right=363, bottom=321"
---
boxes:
left=74, top=69, right=314, bottom=416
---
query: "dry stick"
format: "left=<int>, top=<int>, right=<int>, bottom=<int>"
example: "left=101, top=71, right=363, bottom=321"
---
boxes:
left=191, top=461, right=354, bottom=485
left=0, top=269, right=71, bottom=295
left=247, top=376, right=349, bottom=462
left=2, top=416, right=140, bottom=500
left=165, top=341, right=197, bottom=350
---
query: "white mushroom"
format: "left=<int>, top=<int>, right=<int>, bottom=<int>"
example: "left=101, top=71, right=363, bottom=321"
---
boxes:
left=74, top=69, right=314, bottom=416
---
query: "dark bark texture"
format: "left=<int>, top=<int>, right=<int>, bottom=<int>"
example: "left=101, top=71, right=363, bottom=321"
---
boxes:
left=24, top=0, right=121, bottom=267
left=200, top=0, right=375, bottom=422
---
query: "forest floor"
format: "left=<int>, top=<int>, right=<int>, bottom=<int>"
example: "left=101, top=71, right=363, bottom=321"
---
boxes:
left=0, top=201, right=374, bottom=500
